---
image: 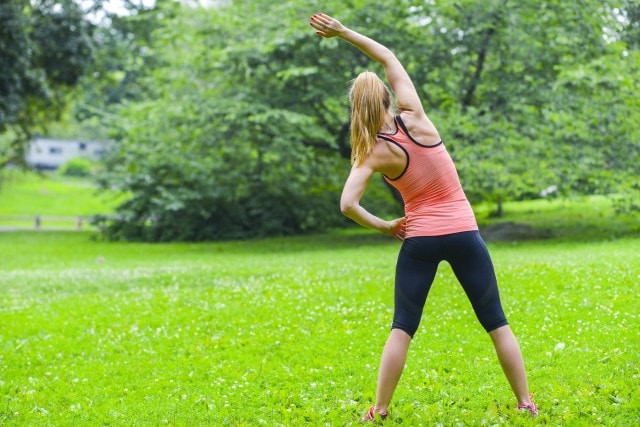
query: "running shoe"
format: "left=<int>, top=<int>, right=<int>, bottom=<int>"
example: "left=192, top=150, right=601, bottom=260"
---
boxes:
left=361, top=406, right=387, bottom=422
left=517, top=394, right=539, bottom=417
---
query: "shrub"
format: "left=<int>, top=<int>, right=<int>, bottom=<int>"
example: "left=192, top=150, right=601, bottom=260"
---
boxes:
left=59, top=157, right=94, bottom=177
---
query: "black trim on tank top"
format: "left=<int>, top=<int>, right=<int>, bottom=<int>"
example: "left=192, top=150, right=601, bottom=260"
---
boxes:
left=396, top=115, right=443, bottom=148
left=378, top=135, right=409, bottom=181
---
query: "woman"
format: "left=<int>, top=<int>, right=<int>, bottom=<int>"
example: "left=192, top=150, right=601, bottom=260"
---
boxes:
left=309, top=13, right=538, bottom=422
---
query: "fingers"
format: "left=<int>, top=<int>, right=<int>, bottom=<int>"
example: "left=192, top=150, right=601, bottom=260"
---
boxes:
left=309, top=13, right=325, bottom=29
left=309, top=15, right=326, bottom=37
left=309, top=13, right=336, bottom=37
left=309, top=18, right=326, bottom=34
left=392, top=218, right=407, bottom=241
left=310, top=13, right=331, bottom=25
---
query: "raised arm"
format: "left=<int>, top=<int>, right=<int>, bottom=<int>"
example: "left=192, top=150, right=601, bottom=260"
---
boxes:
left=310, top=13, right=424, bottom=116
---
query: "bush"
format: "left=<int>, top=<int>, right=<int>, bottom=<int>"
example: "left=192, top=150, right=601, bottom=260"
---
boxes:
left=59, top=157, right=94, bottom=177
left=96, top=101, right=351, bottom=241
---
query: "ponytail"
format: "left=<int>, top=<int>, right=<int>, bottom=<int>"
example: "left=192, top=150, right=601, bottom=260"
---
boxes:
left=348, top=72, right=391, bottom=165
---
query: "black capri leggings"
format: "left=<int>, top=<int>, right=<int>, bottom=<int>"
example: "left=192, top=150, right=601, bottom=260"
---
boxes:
left=392, top=230, right=508, bottom=337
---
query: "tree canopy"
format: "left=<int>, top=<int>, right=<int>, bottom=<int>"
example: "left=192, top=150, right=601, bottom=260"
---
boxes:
left=0, top=0, right=95, bottom=165
left=2, top=0, right=639, bottom=240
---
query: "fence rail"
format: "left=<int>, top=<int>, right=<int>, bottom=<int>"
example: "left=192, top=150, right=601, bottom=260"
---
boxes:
left=0, top=215, right=94, bottom=231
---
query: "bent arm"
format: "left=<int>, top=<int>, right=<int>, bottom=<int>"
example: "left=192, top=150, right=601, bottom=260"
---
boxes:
left=340, top=164, right=392, bottom=234
left=340, top=164, right=391, bottom=232
left=340, top=163, right=406, bottom=241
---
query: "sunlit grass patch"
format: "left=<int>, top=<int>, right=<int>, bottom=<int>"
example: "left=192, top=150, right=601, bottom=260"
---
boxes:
left=475, top=195, right=639, bottom=241
left=0, top=170, right=125, bottom=230
left=1, top=232, right=638, bottom=425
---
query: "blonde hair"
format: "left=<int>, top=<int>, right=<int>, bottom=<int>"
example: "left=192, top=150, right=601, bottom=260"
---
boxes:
left=348, top=71, right=391, bottom=165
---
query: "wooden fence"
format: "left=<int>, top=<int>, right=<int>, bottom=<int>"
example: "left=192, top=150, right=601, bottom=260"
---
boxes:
left=0, top=215, right=94, bottom=231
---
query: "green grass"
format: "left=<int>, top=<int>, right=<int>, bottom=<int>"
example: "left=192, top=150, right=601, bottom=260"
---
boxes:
left=475, top=195, right=639, bottom=241
left=0, top=170, right=124, bottom=229
left=2, top=169, right=638, bottom=240
left=1, top=230, right=638, bottom=425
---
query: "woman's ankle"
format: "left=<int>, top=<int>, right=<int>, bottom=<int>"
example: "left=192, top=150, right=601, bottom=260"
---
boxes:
left=373, top=405, right=388, bottom=415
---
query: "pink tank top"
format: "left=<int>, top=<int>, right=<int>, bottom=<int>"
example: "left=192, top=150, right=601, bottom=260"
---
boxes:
left=378, top=115, right=478, bottom=237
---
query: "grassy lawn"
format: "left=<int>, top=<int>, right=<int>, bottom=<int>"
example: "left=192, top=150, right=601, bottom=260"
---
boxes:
left=2, top=169, right=638, bottom=241
left=0, top=170, right=124, bottom=229
left=475, top=195, right=640, bottom=242
left=1, top=230, right=638, bottom=425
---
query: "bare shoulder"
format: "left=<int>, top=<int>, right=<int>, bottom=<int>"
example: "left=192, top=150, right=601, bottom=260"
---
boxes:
left=399, top=111, right=441, bottom=145
left=368, top=138, right=406, bottom=177
left=372, top=137, right=403, bottom=159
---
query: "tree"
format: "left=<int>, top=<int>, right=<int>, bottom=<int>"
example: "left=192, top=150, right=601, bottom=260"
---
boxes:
left=391, top=0, right=639, bottom=212
left=73, top=0, right=172, bottom=126
left=0, top=0, right=94, bottom=168
left=95, top=0, right=640, bottom=240
left=95, top=1, right=355, bottom=240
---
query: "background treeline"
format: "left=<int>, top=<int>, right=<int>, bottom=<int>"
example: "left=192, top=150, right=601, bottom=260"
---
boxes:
left=1, top=0, right=639, bottom=240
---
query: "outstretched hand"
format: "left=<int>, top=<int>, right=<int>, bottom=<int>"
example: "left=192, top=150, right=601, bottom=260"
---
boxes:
left=309, top=13, right=345, bottom=38
left=385, top=217, right=407, bottom=241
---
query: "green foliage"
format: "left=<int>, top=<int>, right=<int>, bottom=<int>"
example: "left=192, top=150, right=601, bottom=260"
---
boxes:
left=4, top=0, right=633, bottom=238
left=417, top=0, right=640, bottom=206
left=73, top=0, right=172, bottom=125
left=611, top=181, right=640, bottom=216
left=58, top=157, right=95, bottom=178
left=1, top=231, right=639, bottom=424
left=89, top=0, right=640, bottom=240
left=97, top=94, right=346, bottom=240
left=474, top=195, right=640, bottom=241
left=96, top=1, right=352, bottom=240
left=0, top=0, right=95, bottom=166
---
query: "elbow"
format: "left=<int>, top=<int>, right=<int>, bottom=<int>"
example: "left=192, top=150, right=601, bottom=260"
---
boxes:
left=340, top=200, right=357, bottom=217
left=381, top=49, right=398, bottom=66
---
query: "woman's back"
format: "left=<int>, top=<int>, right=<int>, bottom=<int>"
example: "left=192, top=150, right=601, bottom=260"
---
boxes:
left=377, top=115, right=478, bottom=237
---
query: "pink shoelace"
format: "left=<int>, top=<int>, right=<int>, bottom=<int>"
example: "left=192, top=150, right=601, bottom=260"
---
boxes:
left=517, top=394, right=539, bottom=416
left=361, top=406, right=388, bottom=422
